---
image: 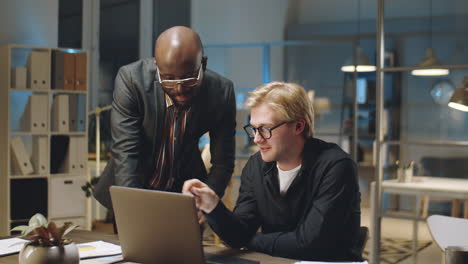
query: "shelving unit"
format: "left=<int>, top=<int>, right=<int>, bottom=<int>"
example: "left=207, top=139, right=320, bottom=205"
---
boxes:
left=0, top=44, right=89, bottom=236
left=371, top=1, right=468, bottom=263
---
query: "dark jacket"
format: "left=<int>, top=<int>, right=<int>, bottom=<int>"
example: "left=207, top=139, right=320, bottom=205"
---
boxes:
left=93, top=58, right=236, bottom=209
left=205, top=137, right=361, bottom=261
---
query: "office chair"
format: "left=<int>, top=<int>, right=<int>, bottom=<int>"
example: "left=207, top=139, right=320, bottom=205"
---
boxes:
left=427, top=215, right=468, bottom=263
left=353, top=226, right=369, bottom=260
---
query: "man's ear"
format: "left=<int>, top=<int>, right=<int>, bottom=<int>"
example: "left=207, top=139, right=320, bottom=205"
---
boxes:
left=202, top=56, right=208, bottom=71
left=295, top=120, right=306, bottom=135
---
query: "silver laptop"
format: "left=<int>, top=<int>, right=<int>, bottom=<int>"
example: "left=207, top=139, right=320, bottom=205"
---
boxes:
left=110, top=186, right=259, bottom=264
left=110, top=186, right=205, bottom=264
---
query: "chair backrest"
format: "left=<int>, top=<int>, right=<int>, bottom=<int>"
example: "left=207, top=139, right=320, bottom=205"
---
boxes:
left=352, top=226, right=369, bottom=260
left=427, top=215, right=468, bottom=251
left=357, top=226, right=369, bottom=253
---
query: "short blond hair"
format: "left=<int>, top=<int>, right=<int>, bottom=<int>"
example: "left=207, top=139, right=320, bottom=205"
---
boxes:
left=245, top=81, right=314, bottom=138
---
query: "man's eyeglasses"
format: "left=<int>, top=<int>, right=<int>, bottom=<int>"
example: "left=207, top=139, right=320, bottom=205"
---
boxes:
left=156, top=66, right=202, bottom=89
left=243, top=121, right=288, bottom=140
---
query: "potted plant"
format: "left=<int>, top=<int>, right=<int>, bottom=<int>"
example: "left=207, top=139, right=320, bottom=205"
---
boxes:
left=11, top=213, right=79, bottom=264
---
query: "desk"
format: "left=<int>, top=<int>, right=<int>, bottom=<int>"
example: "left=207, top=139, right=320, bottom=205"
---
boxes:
left=370, top=176, right=468, bottom=264
left=0, top=230, right=295, bottom=264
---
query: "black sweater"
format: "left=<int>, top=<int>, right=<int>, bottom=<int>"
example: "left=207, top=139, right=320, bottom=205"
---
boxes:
left=205, top=137, right=361, bottom=261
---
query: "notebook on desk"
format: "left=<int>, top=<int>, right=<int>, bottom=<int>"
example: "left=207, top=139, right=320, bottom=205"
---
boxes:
left=110, top=186, right=259, bottom=264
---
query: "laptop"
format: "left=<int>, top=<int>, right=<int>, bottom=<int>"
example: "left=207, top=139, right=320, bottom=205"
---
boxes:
left=110, top=186, right=259, bottom=264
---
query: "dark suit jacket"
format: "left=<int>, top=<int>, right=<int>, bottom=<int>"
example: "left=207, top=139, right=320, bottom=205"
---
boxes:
left=93, top=58, right=236, bottom=209
left=205, top=138, right=361, bottom=261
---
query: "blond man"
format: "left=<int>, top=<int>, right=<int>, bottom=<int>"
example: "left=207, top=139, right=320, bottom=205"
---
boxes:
left=183, top=82, right=361, bottom=261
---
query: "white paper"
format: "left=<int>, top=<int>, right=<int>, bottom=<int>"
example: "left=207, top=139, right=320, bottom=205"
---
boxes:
left=294, top=261, right=368, bottom=264
left=77, top=240, right=122, bottom=259
left=79, top=254, right=124, bottom=264
left=0, top=237, right=28, bottom=256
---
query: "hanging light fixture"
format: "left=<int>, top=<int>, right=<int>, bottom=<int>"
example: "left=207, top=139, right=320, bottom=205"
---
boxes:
left=411, top=0, right=449, bottom=76
left=448, top=77, right=468, bottom=112
left=341, top=46, right=377, bottom=72
left=341, top=0, right=376, bottom=73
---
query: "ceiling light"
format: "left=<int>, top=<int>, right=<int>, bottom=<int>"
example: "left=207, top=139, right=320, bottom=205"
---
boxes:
left=411, top=48, right=449, bottom=76
left=448, top=77, right=468, bottom=112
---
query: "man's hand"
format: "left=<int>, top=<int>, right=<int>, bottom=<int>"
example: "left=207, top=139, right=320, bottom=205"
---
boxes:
left=182, top=179, right=220, bottom=213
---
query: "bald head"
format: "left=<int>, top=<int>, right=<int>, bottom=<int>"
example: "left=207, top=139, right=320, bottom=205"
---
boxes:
left=154, top=26, right=206, bottom=106
left=155, top=26, right=203, bottom=71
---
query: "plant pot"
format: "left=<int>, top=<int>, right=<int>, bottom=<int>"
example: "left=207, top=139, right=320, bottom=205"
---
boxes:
left=18, top=242, right=79, bottom=264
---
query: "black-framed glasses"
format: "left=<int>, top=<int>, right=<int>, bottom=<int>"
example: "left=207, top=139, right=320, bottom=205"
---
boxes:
left=243, top=121, right=288, bottom=139
left=156, top=66, right=202, bottom=89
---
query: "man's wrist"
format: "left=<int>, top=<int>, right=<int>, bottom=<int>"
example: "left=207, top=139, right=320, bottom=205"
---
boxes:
left=205, top=197, right=220, bottom=213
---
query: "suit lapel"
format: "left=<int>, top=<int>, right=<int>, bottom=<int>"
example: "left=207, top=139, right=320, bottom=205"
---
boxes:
left=151, top=81, right=166, bottom=160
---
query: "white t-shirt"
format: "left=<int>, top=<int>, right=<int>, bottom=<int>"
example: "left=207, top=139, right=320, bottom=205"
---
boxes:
left=277, top=163, right=302, bottom=195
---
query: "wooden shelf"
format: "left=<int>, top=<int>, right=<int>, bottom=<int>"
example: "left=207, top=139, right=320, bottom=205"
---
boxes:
left=51, top=131, right=87, bottom=136
left=9, top=88, right=50, bottom=92
left=51, top=89, right=87, bottom=94
left=10, top=175, right=48, bottom=180
left=0, top=44, right=90, bottom=236
left=10, top=131, right=49, bottom=136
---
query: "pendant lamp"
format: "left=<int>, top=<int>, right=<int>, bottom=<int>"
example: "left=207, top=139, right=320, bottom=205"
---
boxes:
left=448, top=77, right=468, bottom=112
left=411, top=0, right=449, bottom=76
left=341, top=0, right=376, bottom=73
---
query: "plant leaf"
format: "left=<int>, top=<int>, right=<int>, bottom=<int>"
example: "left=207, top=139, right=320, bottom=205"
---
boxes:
left=35, top=226, right=50, bottom=242
left=28, top=213, right=48, bottom=228
left=10, top=225, right=28, bottom=232
left=22, top=226, right=36, bottom=236
left=48, top=222, right=59, bottom=242
left=62, top=224, right=78, bottom=237
left=56, top=222, right=70, bottom=240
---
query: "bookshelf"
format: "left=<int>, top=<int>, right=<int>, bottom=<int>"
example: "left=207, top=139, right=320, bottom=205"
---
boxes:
left=0, top=44, right=89, bottom=236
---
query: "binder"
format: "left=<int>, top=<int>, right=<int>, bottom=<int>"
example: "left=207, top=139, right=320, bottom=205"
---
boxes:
left=52, top=94, right=69, bottom=132
left=10, top=137, right=34, bottom=175
left=27, top=51, right=49, bottom=90
left=76, top=136, right=87, bottom=174
left=75, top=53, right=87, bottom=91
left=32, top=136, right=48, bottom=175
left=53, top=51, right=75, bottom=90
left=11, top=67, right=27, bottom=89
left=76, top=95, right=86, bottom=131
left=69, top=95, right=78, bottom=131
left=63, top=136, right=78, bottom=174
left=20, top=94, right=48, bottom=132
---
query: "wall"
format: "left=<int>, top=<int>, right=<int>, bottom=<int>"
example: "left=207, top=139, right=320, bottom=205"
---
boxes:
left=293, top=0, right=468, bottom=23
left=0, top=0, right=58, bottom=46
left=191, top=0, right=289, bottom=89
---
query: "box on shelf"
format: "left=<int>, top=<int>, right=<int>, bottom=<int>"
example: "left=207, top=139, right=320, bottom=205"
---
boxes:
left=10, top=67, right=27, bottom=89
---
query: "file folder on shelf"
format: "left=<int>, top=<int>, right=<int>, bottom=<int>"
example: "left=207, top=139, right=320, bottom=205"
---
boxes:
left=77, top=95, right=86, bottom=131
left=76, top=136, right=87, bottom=174
left=53, top=51, right=75, bottom=90
left=20, top=94, right=48, bottom=132
left=69, top=95, right=78, bottom=131
left=75, top=53, right=87, bottom=91
left=32, top=136, right=49, bottom=175
left=27, top=51, right=49, bottom=90
left=10, top=67, right=27, bottom=89
left=62, top=136, right=78, bottom=174
left=10, top=137, right=34, bottom=175
left=52, top=94, right=69, bottom=132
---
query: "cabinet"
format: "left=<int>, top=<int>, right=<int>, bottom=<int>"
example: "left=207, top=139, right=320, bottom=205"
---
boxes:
left=0, top=44, right=89, bottom=236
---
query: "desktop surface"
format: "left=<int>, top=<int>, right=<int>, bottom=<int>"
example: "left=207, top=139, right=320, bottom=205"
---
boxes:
left=0, top=230, right=295, bottom=264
